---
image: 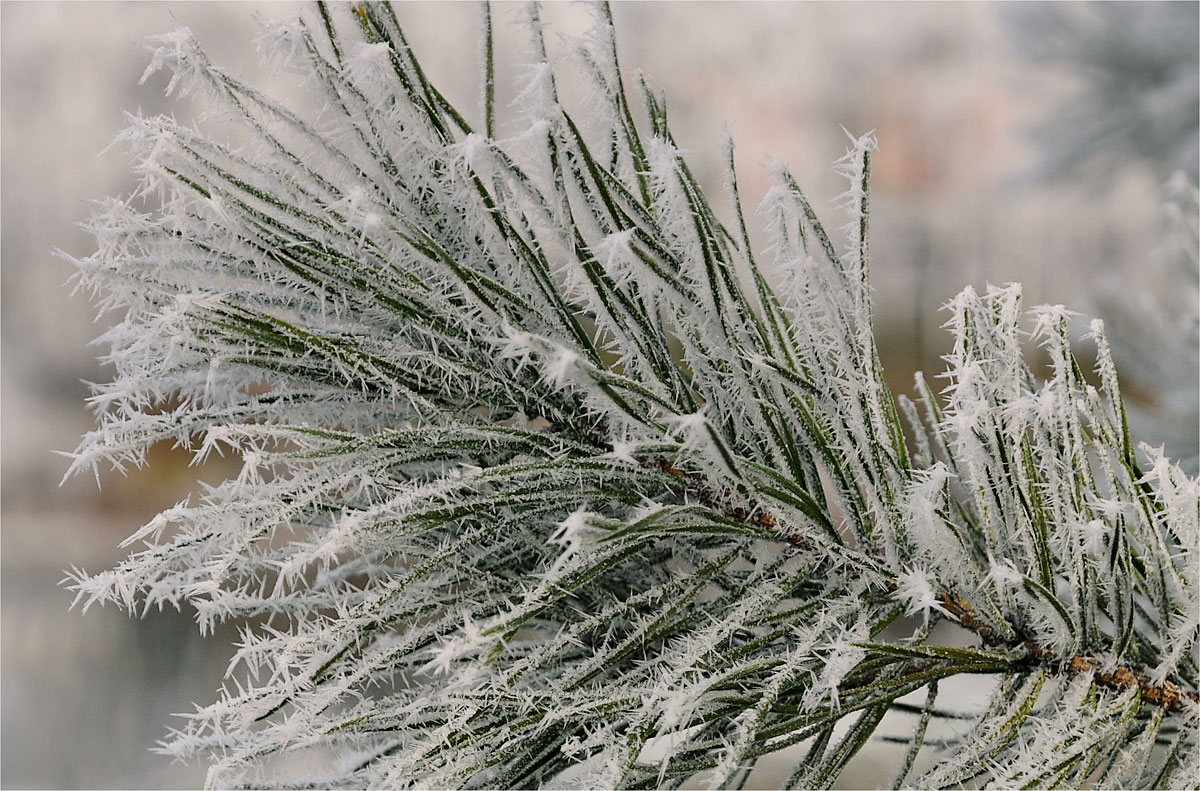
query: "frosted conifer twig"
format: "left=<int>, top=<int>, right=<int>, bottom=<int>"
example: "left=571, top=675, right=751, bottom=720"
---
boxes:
left=67, top=3, right=1198, bottom=788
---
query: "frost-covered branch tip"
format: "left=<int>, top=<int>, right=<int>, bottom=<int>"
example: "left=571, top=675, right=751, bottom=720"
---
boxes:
left=69, top=2, right=1197, bottom=788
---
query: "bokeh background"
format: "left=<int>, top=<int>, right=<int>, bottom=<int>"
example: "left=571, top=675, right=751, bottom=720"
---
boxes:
left=2, top=2, right=1196, bottom=787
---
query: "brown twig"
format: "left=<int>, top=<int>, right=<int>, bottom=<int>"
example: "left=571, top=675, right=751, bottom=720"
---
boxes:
left=937, top=592, right=1198, bottom=715
left=650, top=456, right=814, bottom=549
left=642, top=454, right=1198, bottom=715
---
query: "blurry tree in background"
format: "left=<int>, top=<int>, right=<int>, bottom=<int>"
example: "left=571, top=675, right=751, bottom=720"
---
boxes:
left=1005, top=1, right=1198, bottom=183
left=1093, top=175, right=1199, bottom=473
left=1005, top=1, right=1199, bottom=472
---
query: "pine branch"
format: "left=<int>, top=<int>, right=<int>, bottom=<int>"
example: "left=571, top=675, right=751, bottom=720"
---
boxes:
left=935, top=592, right=1199, bottom=714
left=656, top=457, right=1199, bottom=715
left=68, top=3, right=1198, bottom=788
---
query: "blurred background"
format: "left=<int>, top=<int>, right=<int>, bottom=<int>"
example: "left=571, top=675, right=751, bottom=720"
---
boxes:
left=2, top=2, right=1196, bottom=787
